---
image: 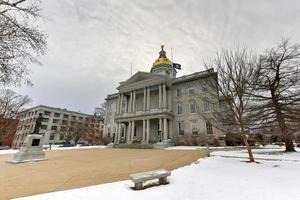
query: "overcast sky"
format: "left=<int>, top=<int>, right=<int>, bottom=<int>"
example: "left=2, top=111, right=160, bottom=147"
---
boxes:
left=16, top=0, right=300, bottom=114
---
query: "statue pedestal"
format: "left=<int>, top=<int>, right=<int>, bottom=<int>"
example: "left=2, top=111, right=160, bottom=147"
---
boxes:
left=7, top=134, right=46, bottom=164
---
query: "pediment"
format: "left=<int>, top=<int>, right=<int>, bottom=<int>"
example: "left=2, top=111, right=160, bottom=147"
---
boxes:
left=117, top=71, right=168, bottom=91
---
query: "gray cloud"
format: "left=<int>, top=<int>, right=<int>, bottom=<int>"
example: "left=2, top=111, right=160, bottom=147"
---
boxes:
left=16, top=0, right=300, bottom=113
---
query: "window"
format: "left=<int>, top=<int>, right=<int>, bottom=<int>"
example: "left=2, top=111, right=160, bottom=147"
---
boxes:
left=72, top=116, right=76, bottom=120
left=203, top=100, right=210, bottom=112
left=189, top=102, right=197, bottom=113
left=54, top=113, right=60, bottom=118
left=178, top=122, right=184, bottom=135
left=51, top=126, right=57, bottom=130
left=42, top=118, right=49, bottom=123
left=176, top=88, right=182, bottom=97
left=49, top=133, right=55, bottom=140
left=177, top=103, right=183, bottom=115
left=52, top=119, right=59, bottom=124
left=62, top=120, right=68, bottom=125
left=41, top=125, right=47, bottom=130
left=59, top=134, right=64, bottom=140
left=202, top=83, right=208, bottom=92
left=134, top=126, right=137, bottom=137
left=206, top=121, right=213, bottom=134
left=188, top=88, right=194, bottom=96
left=63, top=114, right=69, bottom=119
left=44, top=111, right=51, bottom=116
left=190, top=120, right=198, bottom=135
left=61, top=126, right=66, bottom=131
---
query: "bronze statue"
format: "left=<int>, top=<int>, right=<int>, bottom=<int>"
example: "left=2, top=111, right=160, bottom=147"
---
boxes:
left=32, top=113, right=43, bottom=135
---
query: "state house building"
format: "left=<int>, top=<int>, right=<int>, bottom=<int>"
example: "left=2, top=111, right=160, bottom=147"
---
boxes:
left=103, top=45, right=226, bottom=147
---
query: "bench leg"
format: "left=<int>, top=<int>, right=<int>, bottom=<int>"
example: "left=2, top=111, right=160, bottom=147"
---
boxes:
left=135, top=182, right=143, bottom=190
left=159, top=177, right=168, bottom=184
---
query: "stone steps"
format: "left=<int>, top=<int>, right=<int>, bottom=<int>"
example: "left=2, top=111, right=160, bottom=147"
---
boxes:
left=114, top=143, right=154, bottom=149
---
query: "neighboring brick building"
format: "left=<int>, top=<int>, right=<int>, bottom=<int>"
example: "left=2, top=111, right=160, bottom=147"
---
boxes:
left=0, top=115, right=19, bottom=147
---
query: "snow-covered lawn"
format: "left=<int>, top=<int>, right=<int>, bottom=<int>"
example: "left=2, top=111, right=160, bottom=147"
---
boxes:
left=0, top=145, right=107, bottom=155
left=14, top=147, right=300, bottom=200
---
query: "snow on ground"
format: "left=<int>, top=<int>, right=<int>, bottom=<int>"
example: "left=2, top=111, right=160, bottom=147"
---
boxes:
left=0, top=145, right=107, bottom=155
left=0, top=149, right=19, bottom=155
left=14, top=147, right=300, bottom=200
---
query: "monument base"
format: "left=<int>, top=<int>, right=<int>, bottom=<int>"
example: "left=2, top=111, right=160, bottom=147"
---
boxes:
left=7, top=134, right=46, bottom=164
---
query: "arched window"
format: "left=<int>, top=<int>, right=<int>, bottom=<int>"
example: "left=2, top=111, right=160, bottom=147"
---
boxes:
left=203, top=100, right=210, bottom=112
left=177, top=102, right=183, bottom=115
left=189, top=100, right=197, bottom=113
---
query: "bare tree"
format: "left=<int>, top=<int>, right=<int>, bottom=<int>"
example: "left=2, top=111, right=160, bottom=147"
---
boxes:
left=94, top=102, right=106, bottom=119
left=204, top=46, right=260, bottom=162
left=60, top=121, right=89, bottom=145
left=0, top=89, right=31, bottom=117
left=251, top=39, right=300, bottom=152
left=0, top=0, right=46, bottom=87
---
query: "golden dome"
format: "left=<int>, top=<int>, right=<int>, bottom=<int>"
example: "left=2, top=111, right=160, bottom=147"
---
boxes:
left=152, top=45, right=172, bottom=67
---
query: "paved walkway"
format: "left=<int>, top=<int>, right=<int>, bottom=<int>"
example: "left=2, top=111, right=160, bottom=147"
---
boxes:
left=0, top=148, right=208, bottom=200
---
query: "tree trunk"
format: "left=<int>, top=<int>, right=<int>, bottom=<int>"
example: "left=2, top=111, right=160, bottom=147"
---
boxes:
left=273, top=99, right=296, bottom=152
left=242, top=134, right=255, bottom=162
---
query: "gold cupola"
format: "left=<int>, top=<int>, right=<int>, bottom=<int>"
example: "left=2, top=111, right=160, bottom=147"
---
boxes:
left=152, top=45, right=172, bottom=67
left=151, top=45, right=176, bottom=78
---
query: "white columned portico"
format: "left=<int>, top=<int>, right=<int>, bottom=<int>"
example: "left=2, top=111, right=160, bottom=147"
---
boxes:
left=163, top=118, right=168, bottom=141
left=146, top=119, right=150, bottom=143
left=147, top=87, right=150, bottom=111
left=158, top=84, right=162, bottom=109
left=131, top=120, right=135, bottom=141
left=143, top=87, right=146, bottom=111
left=162, top=84, right=167, bottom=109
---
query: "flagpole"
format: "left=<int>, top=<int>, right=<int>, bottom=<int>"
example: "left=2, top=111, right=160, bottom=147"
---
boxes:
left=171, top=47, right=174, bottom=78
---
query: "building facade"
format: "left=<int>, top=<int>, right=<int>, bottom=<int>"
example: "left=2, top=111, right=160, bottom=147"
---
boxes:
left=12, top=105, right=104, bottom=147
left=103, top=45, right=226, bottom=146
left=0, top=115, right=18, bottom=147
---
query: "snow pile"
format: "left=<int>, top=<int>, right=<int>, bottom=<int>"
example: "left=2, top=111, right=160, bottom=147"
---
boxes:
left=14, top=148, right=300, bottom=200
left=0, top=145, right=107, bottom=155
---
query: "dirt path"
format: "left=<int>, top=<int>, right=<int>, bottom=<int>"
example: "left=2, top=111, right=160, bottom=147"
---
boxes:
left=0, top=148, right=208, bottom=200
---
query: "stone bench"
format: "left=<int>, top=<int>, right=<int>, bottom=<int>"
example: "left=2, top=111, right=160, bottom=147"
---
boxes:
left=129, top=169, right=171, bottom=190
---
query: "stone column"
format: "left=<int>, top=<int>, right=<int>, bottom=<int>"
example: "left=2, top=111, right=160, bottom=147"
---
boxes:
left=159, top=118, right=162, bottom=142
left=169, top=120, right=173, bottom=139
left=143, top=87, right=146, bottom=111
left=164, top=118, right=168, bottom=141
left=129, top=91, right=132, bottom=113
left=147, top=87, right=150, bottom=111
left=127, top=122, right=131, bottom=144
left=132, top=90, right=136, bottom=113
left=119, top=93, right=123, bottom=114
left=116, top=94, right=121, bottom=115
left=162, top=84, right=167, bottom=109
left=146, top=119, right=150, bottom=143
left=125, top=95, right=128, bottom=113
left=131, top=120, right=135, bottom=141
left=158, top=84, right=162, bottom=109
left=142, top=119, right=146, bottom=142
left=118, top=122, right=122, bottom=143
